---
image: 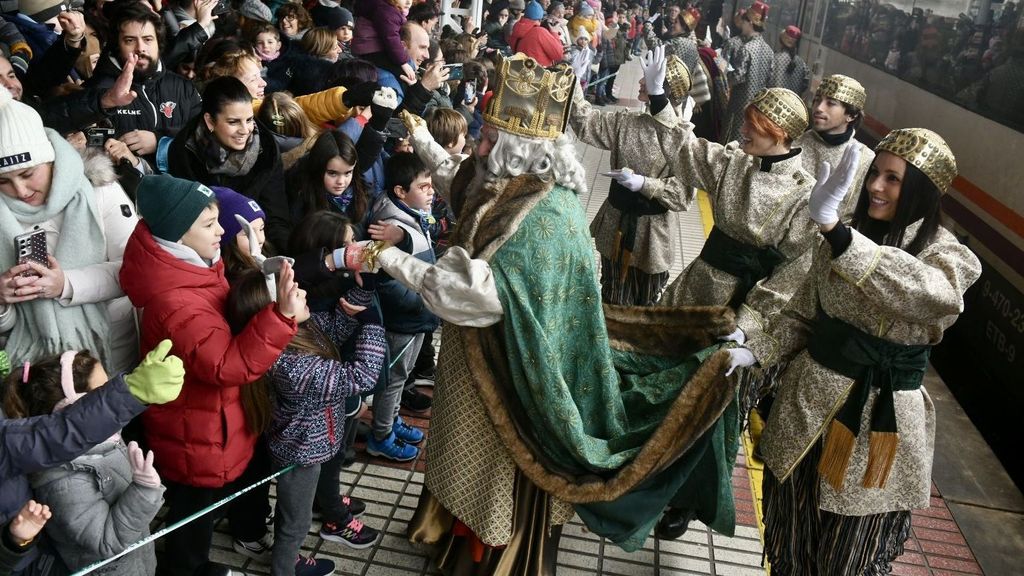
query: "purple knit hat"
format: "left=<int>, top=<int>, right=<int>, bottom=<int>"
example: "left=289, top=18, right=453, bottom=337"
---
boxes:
left=211, top=186, right=265, bottom=242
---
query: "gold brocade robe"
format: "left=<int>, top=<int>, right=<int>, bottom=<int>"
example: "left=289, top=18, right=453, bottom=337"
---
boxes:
left=660, top=138, right=817, bottom=341
left=569, top=86, right=696, bottom=275
left=746, top=224, right=981, bottom=515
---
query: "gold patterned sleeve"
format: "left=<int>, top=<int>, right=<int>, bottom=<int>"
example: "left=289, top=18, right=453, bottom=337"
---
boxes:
left=670, top=132, right=732, bottom=200
left=746, top=243, right=826, bottom=368
left=829, top=227, right=982, bottom=323
left=639, top=175, right=696, bottom=211
left=568, top=83, right=625, bottom=151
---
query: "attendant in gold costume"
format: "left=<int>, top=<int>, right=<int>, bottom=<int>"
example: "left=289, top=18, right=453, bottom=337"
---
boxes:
left=793, top=74, right=875, bottom=221
left=729, top=129, right=981, bottom=575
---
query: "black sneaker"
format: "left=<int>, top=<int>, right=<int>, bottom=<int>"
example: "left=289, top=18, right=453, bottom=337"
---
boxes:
left=355, top=420, right=370, bottom=442
left=342, top=495, right=366, bottom=518
left=400, top=387, right=432, bottom=412
left=412, top=366, right=435, bottom=380
left=320, top=517, right=379, bottom=549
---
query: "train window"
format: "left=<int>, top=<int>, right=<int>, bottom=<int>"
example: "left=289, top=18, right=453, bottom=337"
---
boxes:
left=818, top=0, right=1024, bottom=133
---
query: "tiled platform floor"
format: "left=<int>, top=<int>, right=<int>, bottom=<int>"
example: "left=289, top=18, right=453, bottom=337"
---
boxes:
left=197, top=58, right=998, bottom=576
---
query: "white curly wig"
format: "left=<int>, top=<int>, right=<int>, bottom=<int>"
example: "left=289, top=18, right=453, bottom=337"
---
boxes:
left=476, top=130, right=589, bottom=196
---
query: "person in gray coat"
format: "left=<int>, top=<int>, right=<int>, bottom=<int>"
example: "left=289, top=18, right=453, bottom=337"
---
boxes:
left=4, top=351, right=164, bottom=575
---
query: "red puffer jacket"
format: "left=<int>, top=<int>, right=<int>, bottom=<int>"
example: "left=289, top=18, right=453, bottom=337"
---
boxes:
left=509, top=18, right=566, bottom=67
left=119, top=222, right=297, bottom=487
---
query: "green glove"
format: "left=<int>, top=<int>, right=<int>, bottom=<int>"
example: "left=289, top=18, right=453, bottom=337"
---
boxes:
left=125, top=339, right=185, bottom=405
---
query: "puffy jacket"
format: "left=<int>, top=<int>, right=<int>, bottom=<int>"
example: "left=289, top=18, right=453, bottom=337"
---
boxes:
left=119, top=223, right=297, bottom=488
left=0, top=376, right=144, bottom=571
left=368, top=194, right=439, bottom=334
left=351, top=0, right=408, bottom=66
left=166, top=115, right=293, bottom=253
left=509, top=18, right=565, bottom=66
left=40, top=52, right=200, bottom=145
left=30, top=439, right=162, bottom=574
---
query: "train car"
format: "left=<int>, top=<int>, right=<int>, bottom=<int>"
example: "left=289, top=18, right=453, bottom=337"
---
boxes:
left=741, top=0, right=1024, bottom=488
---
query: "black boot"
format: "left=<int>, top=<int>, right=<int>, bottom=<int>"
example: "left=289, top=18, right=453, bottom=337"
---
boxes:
left=655, top=507, right=697, bottom=540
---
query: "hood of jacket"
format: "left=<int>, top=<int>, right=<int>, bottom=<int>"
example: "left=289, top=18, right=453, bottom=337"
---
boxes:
left=120, top=221, right=228, bottom=310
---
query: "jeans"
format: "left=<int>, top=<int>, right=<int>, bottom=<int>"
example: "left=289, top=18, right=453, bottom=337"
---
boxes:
left=371, top=332, right=424, bottom=440
left=157, top=443, right=272, bottom=576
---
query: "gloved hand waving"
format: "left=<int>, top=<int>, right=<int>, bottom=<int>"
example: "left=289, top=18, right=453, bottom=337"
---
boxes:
left=127, top=441, right=161, bottom=488
left=125, top=340, right=185, bottom=405
left=640, top=45, right=667, bottom=96
left=809, top=145, right=862, bottom=228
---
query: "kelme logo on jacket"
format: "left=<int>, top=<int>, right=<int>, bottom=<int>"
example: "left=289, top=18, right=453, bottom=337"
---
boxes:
left=160, top=101, right=177, bottom=119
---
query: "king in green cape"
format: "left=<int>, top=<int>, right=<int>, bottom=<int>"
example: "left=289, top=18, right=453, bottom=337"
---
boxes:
left=347, top=54, right=744, bottom=575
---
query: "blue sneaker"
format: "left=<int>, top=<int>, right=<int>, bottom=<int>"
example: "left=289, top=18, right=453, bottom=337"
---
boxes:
left=293, top=555, right=334, bottom=576
left=366, top=432, right=419, bottom=462
left=393, top=416, right=424, bottom=444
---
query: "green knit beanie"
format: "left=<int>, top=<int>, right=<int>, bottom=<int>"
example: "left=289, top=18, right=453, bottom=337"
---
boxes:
left=137, top=175, right=216, bottom=241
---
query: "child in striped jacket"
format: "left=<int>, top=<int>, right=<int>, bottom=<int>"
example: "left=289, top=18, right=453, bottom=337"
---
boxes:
left=226, top=269, right=386, bottom=576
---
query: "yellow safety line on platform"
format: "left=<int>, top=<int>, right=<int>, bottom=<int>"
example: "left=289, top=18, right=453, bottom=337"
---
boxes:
left=696, top=188, right=770, bottom=575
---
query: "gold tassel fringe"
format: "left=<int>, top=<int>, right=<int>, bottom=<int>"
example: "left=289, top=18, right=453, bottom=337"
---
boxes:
left=612, top=231, right=623, bottom=262
left=862, top=431, right=899, bottom=489
left=817, top=420, right=856, bottom=491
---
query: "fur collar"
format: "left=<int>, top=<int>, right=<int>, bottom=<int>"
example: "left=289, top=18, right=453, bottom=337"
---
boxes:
left=79, top=147, right=118, bottom=188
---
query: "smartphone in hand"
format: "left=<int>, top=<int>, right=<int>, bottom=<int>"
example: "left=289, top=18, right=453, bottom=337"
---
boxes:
left=14, top=228, right=48, bottom=278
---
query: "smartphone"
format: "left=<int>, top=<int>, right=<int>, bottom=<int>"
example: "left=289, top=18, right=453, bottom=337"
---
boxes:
left=443, top=63, right=464, bottom=80
left=463, top=80, right=476, bottom=104
left=14, top=229, right=49, bottom=277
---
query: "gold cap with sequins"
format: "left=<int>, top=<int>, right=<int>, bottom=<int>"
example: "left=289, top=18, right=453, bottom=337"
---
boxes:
left=665, top=54, right=692, bottom=104
left=816, top=74, right=867, bottom=110
left=750, top=87, right=808, bottom=140
left=483, top=54, right=575, bottom=140
left=876, top=128, right=957, bottom=193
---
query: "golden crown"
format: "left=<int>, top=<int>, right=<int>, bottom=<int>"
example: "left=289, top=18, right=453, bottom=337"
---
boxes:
left=816, top=74, right=866, bottom=110
left=876, top=128, right=957, bottom=193
left=665, top=54, right=692, bottom=104
left=750, top=87, right=808, bottom=140
left=483, top=54, right=576, bottom=140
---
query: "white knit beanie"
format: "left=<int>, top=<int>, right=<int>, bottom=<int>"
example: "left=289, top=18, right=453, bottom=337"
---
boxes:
left=0, top=85, right=55, bottom=174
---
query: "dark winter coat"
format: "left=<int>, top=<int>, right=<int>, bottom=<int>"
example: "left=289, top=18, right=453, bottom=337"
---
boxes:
left=166, top=115, right=293, bottom=253
left=40, top=52, right=200, bottom=143
left=0, top=376, right=145, bottom=571
left=119, top=222, right=297, bottom=488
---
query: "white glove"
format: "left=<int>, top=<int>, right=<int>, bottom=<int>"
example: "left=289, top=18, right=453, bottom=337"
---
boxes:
left=809, top=145, right=861, bottom=227
left=719, top=327, right=746, bottom=345
left=724, top=348, right=756, bottom=376
left=640, top=45, right=666, bottom=96
left=127, top=441, right=161, bottom=488
left=602, top=168, right=646, bottom=192
left=372, top=86, right=398, bottom=109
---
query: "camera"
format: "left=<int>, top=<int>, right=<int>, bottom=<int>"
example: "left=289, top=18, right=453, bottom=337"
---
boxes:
left=463, top=81, right=475, bottom=104
left=212, top=0, right=231, bottom=16
left=85, top=126, right=115, bottom=148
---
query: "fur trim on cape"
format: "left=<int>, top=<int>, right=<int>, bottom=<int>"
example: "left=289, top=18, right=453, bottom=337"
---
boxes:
left=604, top=303, right=736, bottom=356
left=462, top=324, right=736, bottom=503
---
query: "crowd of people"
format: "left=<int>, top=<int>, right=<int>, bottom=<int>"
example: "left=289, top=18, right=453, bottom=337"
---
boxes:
left=0, top=0, right=982, bottom=576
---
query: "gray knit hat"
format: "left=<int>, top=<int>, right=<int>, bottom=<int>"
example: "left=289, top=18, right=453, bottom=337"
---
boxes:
left=137, top=175, right=216, bottom=241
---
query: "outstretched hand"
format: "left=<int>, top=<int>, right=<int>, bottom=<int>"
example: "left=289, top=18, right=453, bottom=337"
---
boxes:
left=809, top=145, right=862, bottom=229
left=640, top=45, right=667, bottom=96
left=602, top=168, right=646, bottom=192
left=101, top=53, right=139, bottom=110
left=8, top=500, right=50, bottom=545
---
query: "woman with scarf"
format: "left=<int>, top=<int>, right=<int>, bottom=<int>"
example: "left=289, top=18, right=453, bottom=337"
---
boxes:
left=728, top=129, right=980, bottom=575
left=0, top=85, right=138, bottom=375
left=166, top=76, right=293, bottom=252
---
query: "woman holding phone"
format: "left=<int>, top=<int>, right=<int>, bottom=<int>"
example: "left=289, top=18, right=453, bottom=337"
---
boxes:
left=0, top=85, right=139, bottom=373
